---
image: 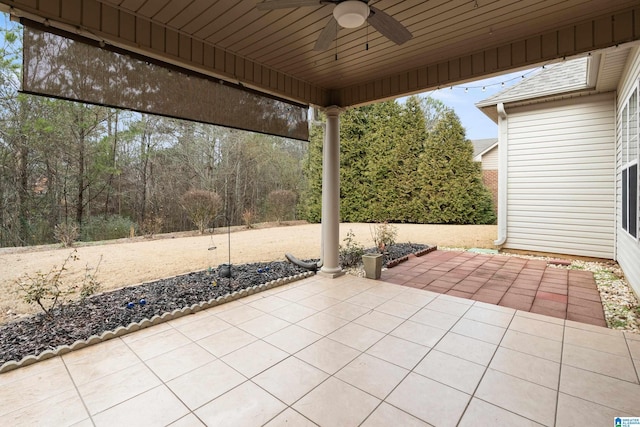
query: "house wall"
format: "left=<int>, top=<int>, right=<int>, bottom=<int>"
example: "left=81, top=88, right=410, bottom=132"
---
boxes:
left=616, top=46, right=640, bottom=297
left=504, top=92, right=616, bottom=259
left=482, top=146, right=499, bottom=170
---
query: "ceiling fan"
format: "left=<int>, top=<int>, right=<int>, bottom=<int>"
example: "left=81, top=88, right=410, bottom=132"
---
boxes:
left=256, top=0, right=412, bottom=51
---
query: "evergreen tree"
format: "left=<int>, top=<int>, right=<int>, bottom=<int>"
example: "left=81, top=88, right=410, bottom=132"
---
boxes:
left=417, top=110, right=496, bottom=224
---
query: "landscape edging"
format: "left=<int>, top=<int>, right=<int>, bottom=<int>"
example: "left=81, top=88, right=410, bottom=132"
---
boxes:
left=0, top=271, right=316, bottom=374
left=386, top=245, right=437, bottom=268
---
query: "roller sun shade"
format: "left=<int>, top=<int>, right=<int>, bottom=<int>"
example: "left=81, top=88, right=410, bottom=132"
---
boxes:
left=22, top=24, right=308, bottom=141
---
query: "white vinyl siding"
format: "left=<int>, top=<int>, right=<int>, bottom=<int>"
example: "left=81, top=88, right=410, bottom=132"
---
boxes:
left=504, top=93, right=616, bottom=259
left=616, top=46, right=640, bottom=298
left=482, top=146, right=499, bottom=170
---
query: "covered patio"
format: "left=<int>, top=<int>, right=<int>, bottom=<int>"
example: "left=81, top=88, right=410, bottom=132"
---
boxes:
left=1, top=1, right=640, bottom=426
left=1, top=271, right=638, bottom=425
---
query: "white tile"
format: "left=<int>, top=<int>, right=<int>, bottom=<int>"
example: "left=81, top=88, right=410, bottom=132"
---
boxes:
left=295, top=337, right=360, bottom=374
left=391, top=320, right=447, bottom=347
left=263, top=408, right=317, bottom=427
left=253, top=357, right=328, bottom=405
left=490, top=347, right=560, bottom=389
left=196, top=326, right=257, bottom=357
left=78, top=363, right=161, bottom=415
left=93, top=385, right=188, bottom=427
left=458, top=398, right=542, bottom=426
left=434, top=332, right=497, bottom=366
left=145, top=342, right=216, bottom=382
left=414, top=350, right=485, bottom=394
left=328, top=322, right=385, bottom=351
left=221, top=340, right=288, bottom=378
left=386, top=372, right=470, bottom=427
left=195, top=381, right=286, bottom=426
left=293, top=377, right=380, bottom=427
left=263, top=324, right=322, bottom=354
left=476, top=369, right=557, bottom=426
left=361, top=402, right=430, bottom=427
left=335, top=353, right=408, bottom=399
left=167, top=360, right=246, bottom=410
left=366, top=335, right=430, bottom=370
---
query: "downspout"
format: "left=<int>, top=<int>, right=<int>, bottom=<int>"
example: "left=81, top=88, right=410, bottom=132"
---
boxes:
left=494, top=102, right=508, bottom=246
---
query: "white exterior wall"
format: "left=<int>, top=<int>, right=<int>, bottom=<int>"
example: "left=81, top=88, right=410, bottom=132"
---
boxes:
left=482, top=146, right=499, bottom=170
left=616, top=46, right=640, bottom=297
left=504, top=93, right=616, bottom=259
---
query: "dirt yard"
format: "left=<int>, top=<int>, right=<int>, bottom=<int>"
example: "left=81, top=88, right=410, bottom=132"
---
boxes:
left=0, top=223, right=497, bottom=322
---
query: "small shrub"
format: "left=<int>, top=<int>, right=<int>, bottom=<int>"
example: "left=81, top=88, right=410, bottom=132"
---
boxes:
left=15, top=250, right=102, bottom=318
left=371, top=222, right=397, bottom=253
left=180, top=190, right=223, bottom=234
left=141, top=215, right=163, bottom=237
left=242, top=209, right=257, bottom=229
left=54, top=222, right=79, bottom=247
left=80, top=255, right=103, bottom=299
left=266, top=190, right=297, bottom=223
left=339, top=229, right=365, bottom=268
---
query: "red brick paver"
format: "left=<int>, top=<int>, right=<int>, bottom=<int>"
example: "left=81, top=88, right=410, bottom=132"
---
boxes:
left=381, top=250, right=607, bottom=327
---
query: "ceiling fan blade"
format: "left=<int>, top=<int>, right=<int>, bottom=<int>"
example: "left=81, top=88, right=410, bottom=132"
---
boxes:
left=314, top=16, right=339, bottom=51
left=367, top=6, right=412, bottom=45
left=256, top=0, right=322, bottom=11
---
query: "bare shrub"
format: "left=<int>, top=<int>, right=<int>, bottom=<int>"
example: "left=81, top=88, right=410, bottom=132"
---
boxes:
left=54, top=222, right=79, bottom=247
left=266, top=190, right=297, bottom=223
left=15, top=250, right=102, bottom=318
left=371, top=222, right=398, bottom=253
left=180, top=190, right=223, bottom=234
left=141, top=215, right=163, bottom=238
left=242, top=209, right=257, bottom=229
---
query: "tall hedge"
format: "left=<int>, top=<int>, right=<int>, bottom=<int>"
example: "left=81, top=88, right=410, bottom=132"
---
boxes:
left=300, top=97, right=495, bottom=224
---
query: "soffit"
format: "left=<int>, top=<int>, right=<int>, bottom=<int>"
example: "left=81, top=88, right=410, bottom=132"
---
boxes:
left=2, top=0, right=640, bottom=108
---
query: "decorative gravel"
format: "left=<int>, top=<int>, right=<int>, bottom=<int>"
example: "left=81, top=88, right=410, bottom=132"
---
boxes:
left=0, top=261, right=309, bottom=367
left=0, top=243, right=429, bottom=369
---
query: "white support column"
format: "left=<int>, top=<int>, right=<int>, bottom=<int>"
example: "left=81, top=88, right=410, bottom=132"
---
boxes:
left=320, top=106, right=344, bottom=277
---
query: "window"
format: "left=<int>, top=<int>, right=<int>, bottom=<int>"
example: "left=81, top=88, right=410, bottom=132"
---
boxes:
left=621, top=85, right=639, bottom=238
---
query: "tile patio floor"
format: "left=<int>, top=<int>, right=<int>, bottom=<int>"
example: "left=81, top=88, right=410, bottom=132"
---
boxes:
left=382, top=250, right=607, bottom=327
left=1, top=273, right=639, bottom=426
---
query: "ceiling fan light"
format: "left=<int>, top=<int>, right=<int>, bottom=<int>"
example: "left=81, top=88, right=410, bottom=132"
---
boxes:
left=333, top=1, right=369, bottom=28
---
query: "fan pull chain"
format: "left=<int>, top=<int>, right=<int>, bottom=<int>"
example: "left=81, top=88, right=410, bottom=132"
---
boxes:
left=366, top=22, right=369, bottom=51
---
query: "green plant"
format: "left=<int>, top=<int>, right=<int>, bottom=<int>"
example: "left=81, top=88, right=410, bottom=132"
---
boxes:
left=54, top=222, right=79, bottom=247
left=15, top=250, right=102, bottom=318
left=371, top=222, right=397, bottom=253
left=339, top=229, right=365, bottom=268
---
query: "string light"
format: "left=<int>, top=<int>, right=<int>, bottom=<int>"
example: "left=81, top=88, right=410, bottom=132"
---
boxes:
left=431, top=58, right=574, bottom=94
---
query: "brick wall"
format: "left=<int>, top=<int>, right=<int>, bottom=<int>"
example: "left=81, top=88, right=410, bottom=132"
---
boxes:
left=482, top=169, right=498, bottom=212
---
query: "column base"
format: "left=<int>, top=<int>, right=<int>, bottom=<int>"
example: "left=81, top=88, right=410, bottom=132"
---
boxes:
left=318, top=267, right=345, bottom=278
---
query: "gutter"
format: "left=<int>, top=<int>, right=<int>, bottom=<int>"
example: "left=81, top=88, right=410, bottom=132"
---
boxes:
left=494, top=102, right=508, bottom=246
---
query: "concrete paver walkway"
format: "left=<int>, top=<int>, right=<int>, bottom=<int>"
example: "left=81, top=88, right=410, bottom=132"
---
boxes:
left=381, top=250, right=606, bottom=327
left=1, top=274, right=638, bottom=426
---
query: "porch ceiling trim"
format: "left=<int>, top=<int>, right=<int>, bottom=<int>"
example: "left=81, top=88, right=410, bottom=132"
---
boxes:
left=1, top=1, right=639, bottom=109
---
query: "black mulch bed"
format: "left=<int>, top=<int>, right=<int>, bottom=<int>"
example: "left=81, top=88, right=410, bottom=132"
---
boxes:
left=364, top=243, right=430, bottom=267
left=0, top=243, right=429, bottom=366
